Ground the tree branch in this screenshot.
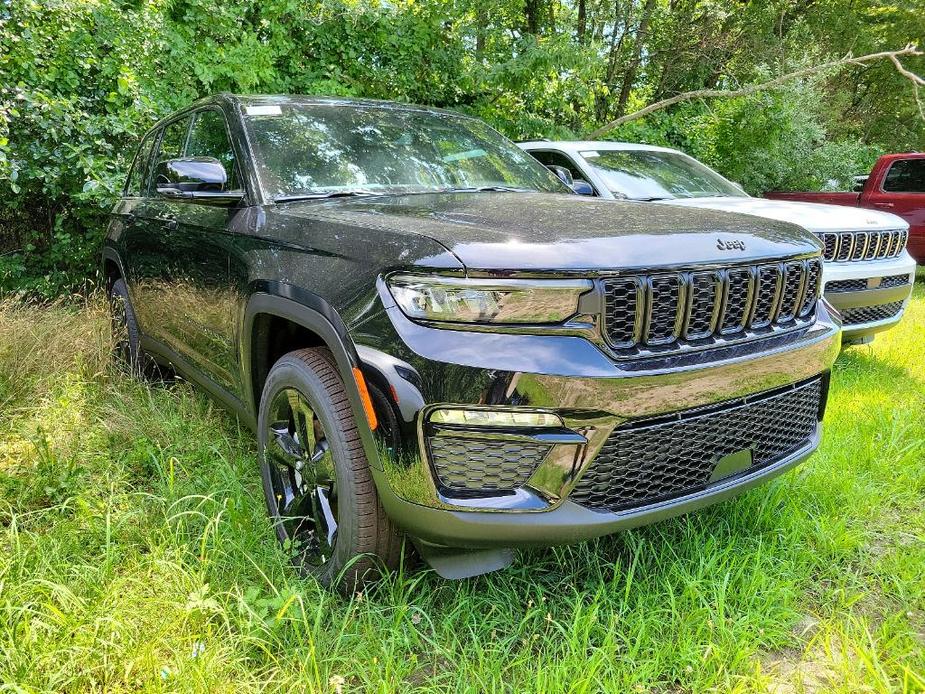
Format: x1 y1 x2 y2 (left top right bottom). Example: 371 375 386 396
586 45 924 139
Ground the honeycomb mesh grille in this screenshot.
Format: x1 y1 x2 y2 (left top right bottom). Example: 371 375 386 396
826 274 912 293
881 273 912 289
602 279 639 346
819 230 908 262
800 260 822 317
646 276 682 343
720 268 752 334
851 232 868 261
428 437 549 493
686 272 720 339
841 301 904 326
776 261 804 322
826 278 869 293
569 379 823 513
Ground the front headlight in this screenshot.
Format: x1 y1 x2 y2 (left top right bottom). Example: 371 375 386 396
387 275 592 324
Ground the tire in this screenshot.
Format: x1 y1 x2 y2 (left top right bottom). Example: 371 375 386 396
258 347 402 591
109 278 145 374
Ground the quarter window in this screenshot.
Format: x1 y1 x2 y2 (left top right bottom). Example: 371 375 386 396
883 159 925 193
124 132 156 197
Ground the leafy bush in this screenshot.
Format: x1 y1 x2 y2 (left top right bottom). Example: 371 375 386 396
0 0 918 297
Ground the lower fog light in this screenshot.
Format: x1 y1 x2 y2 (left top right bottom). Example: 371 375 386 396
429 409 562 428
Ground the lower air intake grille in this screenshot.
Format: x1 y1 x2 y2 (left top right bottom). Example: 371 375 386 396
826 274 911 293
569 378 823 513
841 301 904 326
880 274 913 289
826 278 869 293
427 437 549 494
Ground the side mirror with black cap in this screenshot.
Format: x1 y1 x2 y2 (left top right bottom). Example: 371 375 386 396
154 157 243 205
571 179 595 196
546 164 574 187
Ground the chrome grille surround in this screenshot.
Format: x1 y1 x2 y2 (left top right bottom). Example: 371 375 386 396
601 257 822 356
818 229 908 262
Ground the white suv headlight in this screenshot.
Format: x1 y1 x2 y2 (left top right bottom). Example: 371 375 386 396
387 275 592 324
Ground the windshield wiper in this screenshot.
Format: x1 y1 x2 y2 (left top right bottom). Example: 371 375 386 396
441 185 534 193
274 190 380 202
627 196 674 202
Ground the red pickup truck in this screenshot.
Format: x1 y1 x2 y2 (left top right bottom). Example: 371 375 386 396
766 153 925 264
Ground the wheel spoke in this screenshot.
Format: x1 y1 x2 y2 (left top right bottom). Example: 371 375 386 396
264 386 339 567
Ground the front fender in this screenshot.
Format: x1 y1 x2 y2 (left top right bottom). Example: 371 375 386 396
243 284 383 471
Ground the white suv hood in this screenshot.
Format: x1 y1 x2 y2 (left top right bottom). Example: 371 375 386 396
661 196 908 233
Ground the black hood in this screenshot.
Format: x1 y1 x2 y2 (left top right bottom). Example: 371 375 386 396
276 192 821 272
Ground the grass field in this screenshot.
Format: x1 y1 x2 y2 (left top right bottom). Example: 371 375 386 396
1 273 923 693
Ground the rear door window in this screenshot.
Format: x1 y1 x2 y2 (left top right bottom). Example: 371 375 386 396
883 159 925 193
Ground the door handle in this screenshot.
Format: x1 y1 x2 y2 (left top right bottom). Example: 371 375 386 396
873 201 894 209
156 216 179 231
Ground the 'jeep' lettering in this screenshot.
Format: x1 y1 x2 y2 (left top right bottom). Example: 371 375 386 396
717 238 746 251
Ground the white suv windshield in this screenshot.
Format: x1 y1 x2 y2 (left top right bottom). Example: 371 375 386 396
579 149 747 200
244 102 567 200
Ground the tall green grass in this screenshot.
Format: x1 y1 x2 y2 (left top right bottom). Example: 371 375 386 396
0 276 923 692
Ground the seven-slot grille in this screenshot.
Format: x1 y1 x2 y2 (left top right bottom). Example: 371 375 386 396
602 258 822 353
818 229 908 262
568 378 823 513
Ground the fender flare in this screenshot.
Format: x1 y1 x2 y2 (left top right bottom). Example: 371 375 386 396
243 284 382 471
101 246 127 288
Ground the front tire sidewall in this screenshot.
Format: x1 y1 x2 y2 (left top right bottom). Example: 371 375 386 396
257 355 365 587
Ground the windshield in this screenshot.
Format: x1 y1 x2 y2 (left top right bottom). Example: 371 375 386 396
243 102 568 200
579 149 747 200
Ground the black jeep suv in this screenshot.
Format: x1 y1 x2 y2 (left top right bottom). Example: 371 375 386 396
104 94 840 589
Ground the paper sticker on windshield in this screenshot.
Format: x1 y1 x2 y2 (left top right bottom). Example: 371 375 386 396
580 151 600 158
245 105 283 116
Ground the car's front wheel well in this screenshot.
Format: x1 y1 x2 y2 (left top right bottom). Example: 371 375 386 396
250 313 328 413
103 259 122 292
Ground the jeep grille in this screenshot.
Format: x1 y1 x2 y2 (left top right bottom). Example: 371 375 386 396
818 229 907 262
601 258 822 355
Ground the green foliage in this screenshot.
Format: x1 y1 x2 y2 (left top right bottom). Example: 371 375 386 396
0 0 922 297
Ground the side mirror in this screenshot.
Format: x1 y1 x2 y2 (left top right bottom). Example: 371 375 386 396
571 179 595 196
546 164 574 187
154 157 242 205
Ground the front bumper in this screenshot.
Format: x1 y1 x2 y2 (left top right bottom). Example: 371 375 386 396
356 299 841 549
821 252 916 342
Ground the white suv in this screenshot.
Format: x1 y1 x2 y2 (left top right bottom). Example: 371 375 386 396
519 141 916 345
